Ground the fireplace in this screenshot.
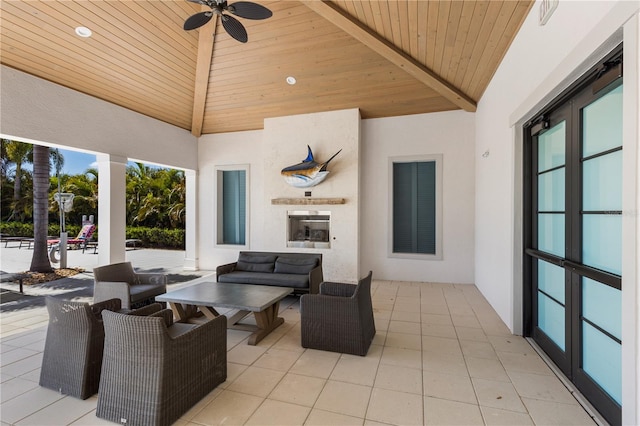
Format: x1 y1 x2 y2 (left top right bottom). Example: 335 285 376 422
287 210 331 249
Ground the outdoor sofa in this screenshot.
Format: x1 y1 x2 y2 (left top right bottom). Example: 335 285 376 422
216 251 323 294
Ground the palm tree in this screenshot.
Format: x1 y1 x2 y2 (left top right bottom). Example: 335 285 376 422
4 139 32 221
30 144 53 272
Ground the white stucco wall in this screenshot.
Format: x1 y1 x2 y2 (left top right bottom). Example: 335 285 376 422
474 1 639 423
475 0 638 331
197 109 360 282
197 130 265 270
0 65 197 170
361 111 476 283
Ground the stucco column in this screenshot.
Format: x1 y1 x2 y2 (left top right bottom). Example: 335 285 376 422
184 169 199 270
97 154 127 266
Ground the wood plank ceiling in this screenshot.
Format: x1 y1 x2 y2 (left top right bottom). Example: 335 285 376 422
0 0 533 136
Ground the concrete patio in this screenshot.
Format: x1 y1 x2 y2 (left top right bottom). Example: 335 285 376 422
0 245 602 425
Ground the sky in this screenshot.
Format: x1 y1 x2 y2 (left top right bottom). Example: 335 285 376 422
56 149 97 175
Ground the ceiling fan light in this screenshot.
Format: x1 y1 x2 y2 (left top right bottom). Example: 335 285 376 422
74 26 92 38
286 76 297 85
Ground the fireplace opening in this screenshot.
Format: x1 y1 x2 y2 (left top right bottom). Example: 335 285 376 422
287 210 330 249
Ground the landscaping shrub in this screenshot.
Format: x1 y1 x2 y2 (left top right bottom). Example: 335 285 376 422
1 222 184 250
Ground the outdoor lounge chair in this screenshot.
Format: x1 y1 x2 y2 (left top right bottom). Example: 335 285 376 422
47 224 96 250
300 271 375 356
39 297 162 399
93 261 167 309
97 309 227 426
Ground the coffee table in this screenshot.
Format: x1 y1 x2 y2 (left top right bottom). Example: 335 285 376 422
156 282 293 345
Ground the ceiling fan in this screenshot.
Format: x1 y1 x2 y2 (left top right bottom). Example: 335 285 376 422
183 0 272 43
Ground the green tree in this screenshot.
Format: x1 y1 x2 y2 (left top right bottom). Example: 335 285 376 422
3 139 32 221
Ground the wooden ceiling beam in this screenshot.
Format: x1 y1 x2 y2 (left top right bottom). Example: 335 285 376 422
191 9 217 137
302 0 477 112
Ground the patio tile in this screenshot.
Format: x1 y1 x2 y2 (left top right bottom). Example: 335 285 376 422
421 313 453 326
422 324 457 338
191 390 262 425
0 348 39 368
455 326 488 342
522 397 597 425
330 355 379 386
422 335 461 355
451 314 482 329
508 371 578 404
246 399 310 425
423 397 484 425
289 349 340 379
488 335 537 355
0 353 42 378
14 394 97 425
465 356 511 382
226 366 285 398
380 347 422 369
305 408 363 425
268 373 326 407
421 303 450 315
423 351 468 376
219 362 247 389
497 351 554 376
227 342 267 365
481 406 535 425
314 380 372 418
390 311 421 323
471 377 527 413
254 347 302 372
69 410 114 425
460 340 498 360
385 332 422 350
423 371 477 404
366 388 423 425
0 386 65 424
388 320 421 335
0 377 38 403
374 364 422 395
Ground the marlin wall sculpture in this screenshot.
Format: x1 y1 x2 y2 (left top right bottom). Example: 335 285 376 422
281 145 342 188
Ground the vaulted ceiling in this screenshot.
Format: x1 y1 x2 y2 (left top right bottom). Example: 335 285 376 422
0 0 533 136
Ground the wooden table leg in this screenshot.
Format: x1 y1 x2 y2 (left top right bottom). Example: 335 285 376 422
248 301 284 345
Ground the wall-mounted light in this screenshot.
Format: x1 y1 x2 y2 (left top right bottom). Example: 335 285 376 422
75 26 92 38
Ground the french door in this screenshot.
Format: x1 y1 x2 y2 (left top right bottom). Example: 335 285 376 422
524 48 622 425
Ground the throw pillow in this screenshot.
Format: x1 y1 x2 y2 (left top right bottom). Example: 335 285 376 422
236 253 277 272
274 257 318 275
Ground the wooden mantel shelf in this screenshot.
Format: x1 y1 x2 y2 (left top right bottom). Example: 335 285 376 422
271 198 346 205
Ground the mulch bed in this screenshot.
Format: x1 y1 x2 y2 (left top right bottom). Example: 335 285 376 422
16 268 85 285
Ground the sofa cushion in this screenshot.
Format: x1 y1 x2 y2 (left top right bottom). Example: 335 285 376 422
274 257 317 275
218 271 309 289
130 284 166 302
236 253 276 273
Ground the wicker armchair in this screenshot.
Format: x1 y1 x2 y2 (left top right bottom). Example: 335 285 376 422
93 261 167 309
97 309 227 426
300 271 375 356
39 297 162 399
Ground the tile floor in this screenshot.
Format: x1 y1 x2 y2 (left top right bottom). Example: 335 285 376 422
1 280 601 425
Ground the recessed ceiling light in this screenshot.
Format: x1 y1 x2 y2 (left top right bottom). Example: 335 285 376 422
286 76 297 85
75 26 92 38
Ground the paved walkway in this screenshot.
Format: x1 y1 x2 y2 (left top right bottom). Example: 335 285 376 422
0 245 214 336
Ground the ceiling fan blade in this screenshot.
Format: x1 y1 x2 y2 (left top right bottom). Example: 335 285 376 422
221 14 248 43
186 0 206 4
184 11 213 31
227 1 272 20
